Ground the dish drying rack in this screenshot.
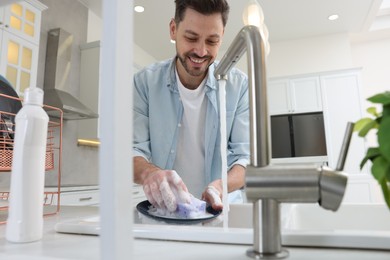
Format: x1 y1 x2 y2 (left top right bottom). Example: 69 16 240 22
0 93 63 224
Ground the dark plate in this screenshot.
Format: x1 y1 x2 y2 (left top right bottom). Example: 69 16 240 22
0 76 22 143
0 75 22 113
136 200 221 225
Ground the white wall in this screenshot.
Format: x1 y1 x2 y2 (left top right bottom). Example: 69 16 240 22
86 10 157 69
351 37 390 102
219 33 354 80
222 31 389 106
87 9 102 42
133 44 157 69
267 33 353 78
351 37 390 147
247 31 389 114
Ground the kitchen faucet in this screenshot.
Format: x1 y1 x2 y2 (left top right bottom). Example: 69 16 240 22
214 25 350 259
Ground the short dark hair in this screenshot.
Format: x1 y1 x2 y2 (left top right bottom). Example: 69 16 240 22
174 0 230 27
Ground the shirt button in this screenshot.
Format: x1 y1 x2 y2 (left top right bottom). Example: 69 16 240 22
178 123 181 127
170 150 175 154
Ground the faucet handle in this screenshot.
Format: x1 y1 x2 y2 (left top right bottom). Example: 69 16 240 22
318 122 353 211
335 122 355 171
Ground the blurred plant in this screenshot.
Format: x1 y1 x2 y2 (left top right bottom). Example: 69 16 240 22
354 91 390 209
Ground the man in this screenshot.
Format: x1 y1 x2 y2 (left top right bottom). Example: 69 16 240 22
133 0 249 212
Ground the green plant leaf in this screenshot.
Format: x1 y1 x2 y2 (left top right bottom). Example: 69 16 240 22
357 118 378 137
378 117 390 162
366 106 378 117
375 115 383 125
386 163 390 182
360 147 381 168
368 91 390 105
383 104 390 118
379 178 390 209
356 91 390 209
371 156 388 181
354 118 373 132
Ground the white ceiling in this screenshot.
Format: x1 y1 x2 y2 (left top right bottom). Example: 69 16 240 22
80 0 388 61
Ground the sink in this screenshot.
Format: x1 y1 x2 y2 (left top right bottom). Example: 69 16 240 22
282 203 390 250
55 202 390 250
133 202 390 250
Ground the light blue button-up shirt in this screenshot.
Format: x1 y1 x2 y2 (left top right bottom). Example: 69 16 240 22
133 58 250 188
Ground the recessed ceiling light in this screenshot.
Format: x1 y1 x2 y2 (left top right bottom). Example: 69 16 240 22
328 14 339 21
134 5 145 13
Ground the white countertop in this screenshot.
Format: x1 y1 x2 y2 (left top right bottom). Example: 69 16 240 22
0 206 389 260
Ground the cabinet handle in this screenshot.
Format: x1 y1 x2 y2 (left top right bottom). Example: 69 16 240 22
79 196 93 201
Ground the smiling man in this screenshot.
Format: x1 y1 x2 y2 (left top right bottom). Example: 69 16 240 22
133 0 250 212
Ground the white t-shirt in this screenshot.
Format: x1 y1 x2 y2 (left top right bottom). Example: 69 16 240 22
173 71 207 198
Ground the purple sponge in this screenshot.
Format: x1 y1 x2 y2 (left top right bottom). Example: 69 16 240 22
176 197 206 218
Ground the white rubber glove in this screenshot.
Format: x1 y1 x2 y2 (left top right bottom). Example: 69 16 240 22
143 170 190 212
202 185 223 210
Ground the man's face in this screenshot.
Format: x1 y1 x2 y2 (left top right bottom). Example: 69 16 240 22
170 8 224 80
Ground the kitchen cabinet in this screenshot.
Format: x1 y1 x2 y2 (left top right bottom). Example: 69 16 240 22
320 68 379 204
78 41 100 139
269 69 367 174
49 186 100 206
49 184 145 207
320 68 367 175
59 190 100 206
0 0 46 95
269 69 373 203
268 76 322 115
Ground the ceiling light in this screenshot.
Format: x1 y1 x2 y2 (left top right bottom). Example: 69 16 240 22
328 14 339 21
242 0 264 27
242 0 270 56
134 5 145 13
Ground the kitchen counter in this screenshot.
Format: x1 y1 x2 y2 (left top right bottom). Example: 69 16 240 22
0 206 389 260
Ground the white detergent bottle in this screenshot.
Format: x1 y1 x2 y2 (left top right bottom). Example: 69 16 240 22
6 87 49 243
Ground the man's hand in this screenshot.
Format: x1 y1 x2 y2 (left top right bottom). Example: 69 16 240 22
143 170 190 212
202 180 223 211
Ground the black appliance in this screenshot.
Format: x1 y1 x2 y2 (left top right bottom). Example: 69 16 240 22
271 112 327 158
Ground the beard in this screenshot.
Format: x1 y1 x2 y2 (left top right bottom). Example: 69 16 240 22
177 52 212 77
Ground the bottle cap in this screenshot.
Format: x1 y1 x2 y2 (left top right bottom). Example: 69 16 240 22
23 87 44 106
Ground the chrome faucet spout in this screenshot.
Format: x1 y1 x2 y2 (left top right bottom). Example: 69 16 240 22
215 25 269 168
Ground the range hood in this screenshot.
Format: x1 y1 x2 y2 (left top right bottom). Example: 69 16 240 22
43 28 98 120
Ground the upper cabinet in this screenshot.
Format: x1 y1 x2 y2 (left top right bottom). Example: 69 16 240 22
320 69 367 175
268 76 323 115
268 68 367 175
2 1 44 44
0 0 47 95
